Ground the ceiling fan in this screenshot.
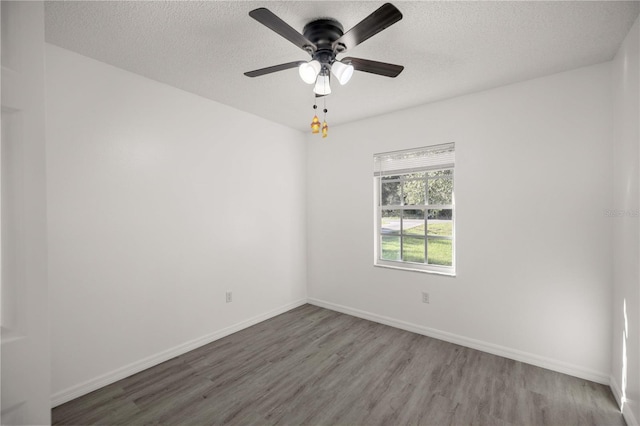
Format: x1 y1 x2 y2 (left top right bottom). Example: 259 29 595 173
244 3 404 96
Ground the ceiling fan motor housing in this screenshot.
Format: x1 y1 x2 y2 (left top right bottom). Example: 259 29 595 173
303 18 345 67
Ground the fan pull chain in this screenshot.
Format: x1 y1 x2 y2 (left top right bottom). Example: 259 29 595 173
322 96 328 138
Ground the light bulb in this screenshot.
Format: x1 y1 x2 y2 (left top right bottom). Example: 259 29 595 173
299 60 321 84
314 74 331 95
331 61 354 85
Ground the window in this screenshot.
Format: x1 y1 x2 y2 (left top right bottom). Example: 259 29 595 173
374 143 455 275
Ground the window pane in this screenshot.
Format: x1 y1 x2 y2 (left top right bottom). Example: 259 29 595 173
403 209 425 236
427 211 452 237
428 177 453 205
381 236 401 261
403 237 425 263
381 210 401 235
427 238 453 266
374 146 455 274
403 179 426 205
381 181 401 205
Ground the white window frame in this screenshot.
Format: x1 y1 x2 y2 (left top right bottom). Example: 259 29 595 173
373 143 456 276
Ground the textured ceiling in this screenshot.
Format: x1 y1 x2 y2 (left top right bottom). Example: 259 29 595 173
45 1 639 132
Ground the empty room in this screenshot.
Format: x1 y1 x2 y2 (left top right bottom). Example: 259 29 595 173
1 1 639 425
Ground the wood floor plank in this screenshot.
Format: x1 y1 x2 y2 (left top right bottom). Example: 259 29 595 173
52 304 626 425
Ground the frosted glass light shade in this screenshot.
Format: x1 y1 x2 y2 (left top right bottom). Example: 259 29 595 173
299 60 321 84
314 74 331 95
331 61 354 85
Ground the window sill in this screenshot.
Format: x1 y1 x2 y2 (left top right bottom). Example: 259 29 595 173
374 261 456 277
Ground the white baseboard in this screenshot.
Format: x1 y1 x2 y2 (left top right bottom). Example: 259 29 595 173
51 298 307 408
307 297 610 385
624 404 638 426
610 375 639 426
610 374 624 408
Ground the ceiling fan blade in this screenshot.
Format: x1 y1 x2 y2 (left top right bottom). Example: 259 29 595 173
343 57 404 78
244 61 305 78
332 3 402 52
249 8 316 53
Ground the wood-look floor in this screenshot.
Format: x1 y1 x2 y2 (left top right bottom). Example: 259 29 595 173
53 304 625 426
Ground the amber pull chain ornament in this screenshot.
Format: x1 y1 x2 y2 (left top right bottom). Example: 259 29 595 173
321 105 328 138
310 103 320 134
310 115 321 134
310 102 328 138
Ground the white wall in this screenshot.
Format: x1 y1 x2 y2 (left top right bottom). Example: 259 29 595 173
611 17 640 426
1 2 50 424
45 44 307 404
307 62 613 382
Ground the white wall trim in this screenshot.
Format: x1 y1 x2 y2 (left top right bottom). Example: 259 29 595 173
623 399 637 426
610 375 639 426
610 374 624 408
307 297 610 385
51 298 307 408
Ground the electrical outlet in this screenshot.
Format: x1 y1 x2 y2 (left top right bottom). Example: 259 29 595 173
422 291 430 304
226 291 232 303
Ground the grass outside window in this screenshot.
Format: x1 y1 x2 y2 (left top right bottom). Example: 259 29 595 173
380 220 453 266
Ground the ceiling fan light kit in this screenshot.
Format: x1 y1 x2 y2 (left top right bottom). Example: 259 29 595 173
299 60 322 84
331 60 354 85
245 3 405 137
314 74 332 96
